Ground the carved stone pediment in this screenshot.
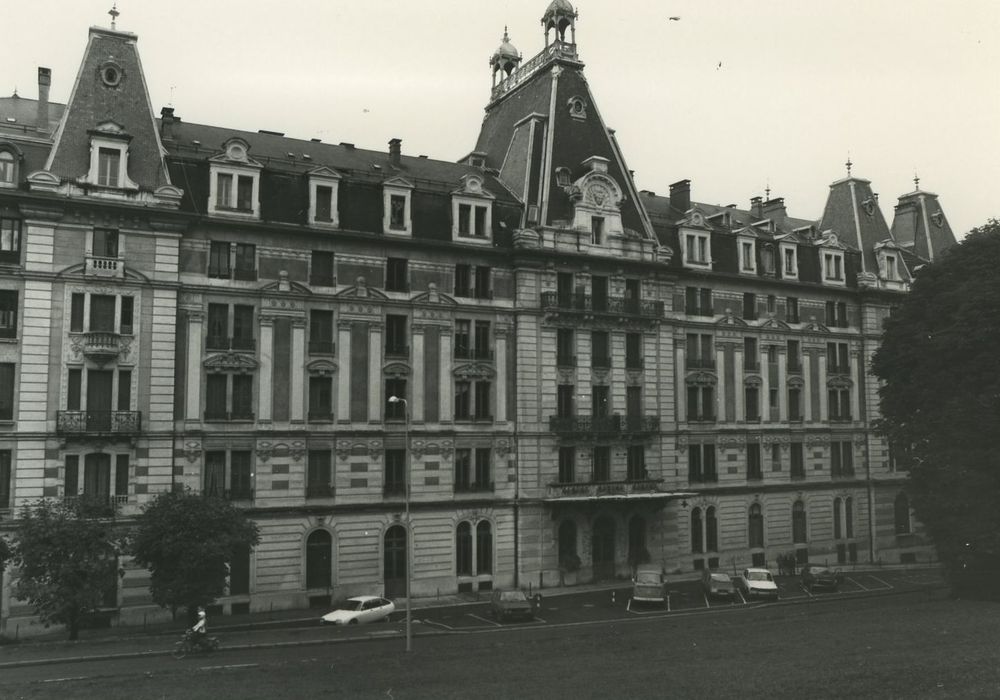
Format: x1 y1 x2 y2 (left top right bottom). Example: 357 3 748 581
335 279 389 301
716 310 748 327
827 376 853 389
384 361 411 378
803 317 830 333
685 371 717 387
204 352 259 372
453 363 496 380
760 316 790 330
306 359 338 376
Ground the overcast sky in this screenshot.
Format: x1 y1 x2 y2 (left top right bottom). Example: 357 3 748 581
5 0 998 237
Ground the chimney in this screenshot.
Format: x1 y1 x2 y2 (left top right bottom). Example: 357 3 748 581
160 106 178 141
389 138 402 167
669 179 691 214
36 67 51 133
750 196 763 219
762 197 786 219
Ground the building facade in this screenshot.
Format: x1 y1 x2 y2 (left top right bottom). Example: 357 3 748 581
0 2 956 634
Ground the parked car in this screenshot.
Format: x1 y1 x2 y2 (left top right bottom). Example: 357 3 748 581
632 566 668 603
801 563 844 592
489 588 535 621
702 570 736 599
736 567 780 600
320 596 395 625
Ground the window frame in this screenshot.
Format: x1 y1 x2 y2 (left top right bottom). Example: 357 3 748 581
384 180 414 235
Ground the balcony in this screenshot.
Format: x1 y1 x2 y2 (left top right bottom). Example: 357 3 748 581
308 340 336 355
454 481 494 494
556 354 577 368
787 361 803 374
623 415 660 435
540 292 664 323
308 410 334 422
454 346 494 361
385 344 410 359
544 478 670 502
686 357 715 370
306 484 335 499
82 331 121 364
625 357 644 371
591 355 612 370
206 336 256 352
233 267 257 282
225 488 255 502
383 483 406 498
549 414 660 440
85 255 123 278
687 413 717 423
203 411 255 422
56 410 142 435
688 472 719 484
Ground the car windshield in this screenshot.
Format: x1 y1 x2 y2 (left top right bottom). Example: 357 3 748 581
810 567 829 574
331 600 364 612
500 591 528 602
636 572 661 584
747 571 773 582
711 574 730 583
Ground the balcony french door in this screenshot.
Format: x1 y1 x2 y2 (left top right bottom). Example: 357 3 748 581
86 370 113 431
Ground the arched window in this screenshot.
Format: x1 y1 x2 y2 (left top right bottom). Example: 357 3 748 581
476 521 493 574
894 493 911 535
845 497 854 538
690 507 703 554
305 530 332 590
456 522 472 575
0 151 15 185
706 507 718 552
558 520 577 567
792 500 807 544
833 497 843 540
749 503 764 548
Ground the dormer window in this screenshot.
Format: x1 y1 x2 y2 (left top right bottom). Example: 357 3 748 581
84 122 138 191
823 252 845 283
739 238 757 274
451 173 494 244
761 245 775 275
98 148 120 187
208 138 261 219
682 231 711 269
885 254 898 280
0 150 18 188
308 168 341 228
555 167 571 187
383 177 414 235
781 243 798 279
591 216 604 245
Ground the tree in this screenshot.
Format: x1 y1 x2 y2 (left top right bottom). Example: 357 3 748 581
10 498 122 640
129 490 260 618
872 219 1000 597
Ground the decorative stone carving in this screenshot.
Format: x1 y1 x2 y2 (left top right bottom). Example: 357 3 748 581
290 441 306 462
184 441 202 463
410 440 426 460
453 363 496 379
805 434 831 447
440 440 454 461
494 439 510 459
675 435 689 451
204 352 259 373
686 371 717 387
717 435 745 451
255 442 272 462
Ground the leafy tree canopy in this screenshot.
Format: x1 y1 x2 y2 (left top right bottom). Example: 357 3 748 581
11 498 122 640
0 534 11 572
129 490 260 616
872 219 1000 595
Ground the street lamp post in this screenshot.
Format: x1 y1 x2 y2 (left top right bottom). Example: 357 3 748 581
388 395 412 653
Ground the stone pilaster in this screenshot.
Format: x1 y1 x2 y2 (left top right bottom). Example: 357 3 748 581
818 350 829 422
337 320 352 423
368 322 383 422
411 324 426 422
186 311 203 423
777 347 788 422
258 316 274 424
850 348 861 421
290 318 305 423
494 325 509 423
439 324 453 423
675 338 687 423
803 351 813 423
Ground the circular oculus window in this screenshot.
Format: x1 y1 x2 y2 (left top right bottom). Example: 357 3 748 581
100 62 123 87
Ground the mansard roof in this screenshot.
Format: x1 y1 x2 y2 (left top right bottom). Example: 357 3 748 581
818 176 891 276
889 188 958 263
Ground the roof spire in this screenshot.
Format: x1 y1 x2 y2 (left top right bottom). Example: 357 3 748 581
765 180 771 200
108 3 120 30
913 173 920 191
845 155 852 177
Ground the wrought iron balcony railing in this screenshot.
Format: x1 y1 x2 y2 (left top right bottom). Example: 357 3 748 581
549 414 661 438
454 347 495 361
454 481 495 494
540 292 664 319
56 410 141 435
306 484 336 499
308 340 336 355
545 478 665 500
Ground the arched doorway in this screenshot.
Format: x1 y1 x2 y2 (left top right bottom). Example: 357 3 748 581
305 530 332 590
384 525 408 598
592 516 616 581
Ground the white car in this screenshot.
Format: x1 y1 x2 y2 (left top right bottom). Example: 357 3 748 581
737 568 780 600
320 596 396 625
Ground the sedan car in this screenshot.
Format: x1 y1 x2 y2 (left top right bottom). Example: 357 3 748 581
632 566 668 603
320 596 395 625
702 570 737 599
801 564 844 592
736 567 780 600
489 589 535 621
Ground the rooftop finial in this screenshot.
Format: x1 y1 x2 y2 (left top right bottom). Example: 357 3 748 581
765 180 771 200
845 155 852 177
913 173 920 191
108 3 120 30
503 25 509 41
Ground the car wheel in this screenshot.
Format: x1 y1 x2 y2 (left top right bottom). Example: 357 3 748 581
349 618 359 625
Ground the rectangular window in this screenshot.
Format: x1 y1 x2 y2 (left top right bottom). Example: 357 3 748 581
784 247 796 274
308 376 333 420
625 333 642 370
0 217 22 262
385 449 406 495
216 174 233 208
119 296 133 335
67 369 81 410
745 386 760 422
310 251 335 287
766 295 776 315
385 314 408 356
703 444 717 481
886 255 897 280
117 370 131 411
236 175 254 211
591 275 608 313
307 450 334 498
741 241 754 270
474 448 491 488
744 337 758 371
89 294 116 332
205 375 228 420
315 185 333 222
0 362 13 421
688 445 702 482
474 266 491 298
309 309 335 354
591 330 610 369
232 305 255 350
0 290 17 338
230 451 253 500
454 380 471 420
207 303 229 350
65 455 79 496
386 257 408 292
454 449 471 491
389 195 406 230
626 445 645 481
204 451 226 497
825 301 836 327
557 384 574 418
208 241 231 278
592 385 610 418
92 228 119 258
837 302 847 328
771 443 781 471
231 375 253 419
788 387 802 421
592 446 610 482
0 450 10 509
747 443 762 480
557 328 575 367
742 292 757 320
558 446 575 483
454 264 471 297
454 319 471 359
790 442 805 479
685 287 713 316
474 321 491 359
385 378 407 420
591 216 604 245
473 381 492 420
474 206 487 238
97 148 120 187
787 339 801 373
831 441 855 478
786 296 799 323
233 243 256 280
458 204 471 235
557 272 574 306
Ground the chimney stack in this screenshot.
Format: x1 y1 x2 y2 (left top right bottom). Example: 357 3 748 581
750 196 763 219
668 179 691 214
36 67 51 133
762 197 786 220
389 138 402 167
160 106 178 141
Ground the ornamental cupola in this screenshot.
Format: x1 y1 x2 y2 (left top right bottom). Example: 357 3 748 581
542 0 577 46
490 28 522 88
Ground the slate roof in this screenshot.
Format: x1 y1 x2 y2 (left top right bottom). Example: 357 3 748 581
0 95 65 133
889 190 958 263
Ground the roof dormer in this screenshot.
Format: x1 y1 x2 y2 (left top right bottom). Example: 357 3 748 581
817 231 848 287
82 121 140 190
208 137 263 219
452 173 495 243
383 176 414 236
678 209 713 271
308 166 342 228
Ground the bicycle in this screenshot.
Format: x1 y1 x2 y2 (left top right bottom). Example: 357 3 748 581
171 629 221 659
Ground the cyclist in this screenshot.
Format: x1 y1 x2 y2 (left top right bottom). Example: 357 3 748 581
190 608 208 649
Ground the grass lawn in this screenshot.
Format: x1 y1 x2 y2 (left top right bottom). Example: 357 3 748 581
7 593 1000 699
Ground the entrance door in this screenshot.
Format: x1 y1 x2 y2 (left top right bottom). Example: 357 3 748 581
305 530 332 590
628 515 648 567
87 370 113 431
591 516 616 581
384 525 408 599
